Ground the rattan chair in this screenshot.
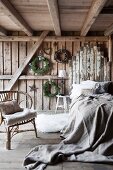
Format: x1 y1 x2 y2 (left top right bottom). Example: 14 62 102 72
0 91 38 150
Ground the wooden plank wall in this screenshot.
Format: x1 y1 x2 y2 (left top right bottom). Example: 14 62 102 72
0 38 109 111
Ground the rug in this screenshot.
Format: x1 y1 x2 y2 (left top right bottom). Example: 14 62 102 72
35 113 69 133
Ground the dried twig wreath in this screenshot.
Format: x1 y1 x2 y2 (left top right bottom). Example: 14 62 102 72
30 56 50 75
54 49 71 63
43 80 60 97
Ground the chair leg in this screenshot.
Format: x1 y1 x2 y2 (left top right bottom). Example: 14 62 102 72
33 119 38 138
6 127 11 150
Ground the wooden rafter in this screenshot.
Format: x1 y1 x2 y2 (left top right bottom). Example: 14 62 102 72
104 23 113 36
80 0 108 36
47 0 61 36
5 31 49 91
0 26 7 36
0 0 33 36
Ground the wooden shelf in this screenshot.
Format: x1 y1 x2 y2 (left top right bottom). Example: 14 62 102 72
0 75 68 80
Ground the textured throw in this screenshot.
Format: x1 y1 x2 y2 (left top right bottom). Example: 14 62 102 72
24 93 113 170
35 113 69 133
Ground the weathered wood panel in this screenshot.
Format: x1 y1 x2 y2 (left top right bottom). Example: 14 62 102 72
72 42 80 84
3 42 11 89
26 41 35 109
71 42 110 84
65 41 72 93
18 32 27 108
0 42 3 91
50 41 57 110
12 40 19 90
42 42 50 110
0 37 110 110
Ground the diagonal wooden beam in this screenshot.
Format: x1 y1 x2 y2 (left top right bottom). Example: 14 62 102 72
5 31 49 91
0 26 7 36
47 0 61 36
0 0 33 36
104 23 113 36
80 0 108 36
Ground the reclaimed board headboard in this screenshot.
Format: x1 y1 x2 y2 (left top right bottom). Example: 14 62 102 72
69 43 110 85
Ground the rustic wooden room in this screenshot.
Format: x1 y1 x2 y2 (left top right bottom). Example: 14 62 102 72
1 0 113 170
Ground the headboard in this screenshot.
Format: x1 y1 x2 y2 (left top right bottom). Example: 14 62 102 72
69 43 110 85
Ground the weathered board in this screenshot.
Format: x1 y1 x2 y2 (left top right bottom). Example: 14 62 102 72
0 37 110 110
71 42 110 84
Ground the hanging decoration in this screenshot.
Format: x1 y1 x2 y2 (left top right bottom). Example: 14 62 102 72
29 85 38 92
43 80 60 97
30 55 50 75
54 49 71 63
42 47 52 55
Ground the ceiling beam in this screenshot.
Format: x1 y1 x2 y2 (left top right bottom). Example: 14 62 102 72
5 31 49 91
0 0 33 36
80 0 108 36
0 36 108 42
47 0 61 36
104 23 113 36
0 26 7 36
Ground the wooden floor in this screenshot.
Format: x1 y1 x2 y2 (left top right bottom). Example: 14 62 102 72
0 119 113 170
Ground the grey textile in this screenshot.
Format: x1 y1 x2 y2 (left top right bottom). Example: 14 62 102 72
3 108 37 126
94 81 111 94
23 93 113 170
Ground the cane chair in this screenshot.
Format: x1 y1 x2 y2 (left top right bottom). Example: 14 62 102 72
0 91 38 150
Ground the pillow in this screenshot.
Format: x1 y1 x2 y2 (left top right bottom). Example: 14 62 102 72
70 81 111 100
0 100 23 115
81 80 111 94
81 88 94 96
94 81 111 94
108 82 113 95
81 80 97 89
70 84 82 99
70 84 94 100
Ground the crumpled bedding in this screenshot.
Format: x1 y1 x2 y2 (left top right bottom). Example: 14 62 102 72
23 93 113 170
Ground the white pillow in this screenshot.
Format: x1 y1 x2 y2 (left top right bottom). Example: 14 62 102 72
70 84 82 99
70 83 94 100
80 80 97 89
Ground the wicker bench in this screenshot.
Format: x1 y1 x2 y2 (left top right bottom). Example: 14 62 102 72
0 91 38 150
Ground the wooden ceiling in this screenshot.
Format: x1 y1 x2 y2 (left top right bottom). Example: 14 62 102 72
0 0 113 36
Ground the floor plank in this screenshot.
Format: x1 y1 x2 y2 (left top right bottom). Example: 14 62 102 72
0 116 113 170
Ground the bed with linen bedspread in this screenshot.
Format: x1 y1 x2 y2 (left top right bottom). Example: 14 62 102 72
23 81 113 170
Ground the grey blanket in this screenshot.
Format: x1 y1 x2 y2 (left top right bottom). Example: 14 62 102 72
23 94 113 170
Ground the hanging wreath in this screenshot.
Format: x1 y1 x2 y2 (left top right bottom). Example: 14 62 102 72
54 49 71 63
30 56 50 75
43 80 60 97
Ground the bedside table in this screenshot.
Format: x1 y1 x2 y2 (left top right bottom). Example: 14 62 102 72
55 95 70 113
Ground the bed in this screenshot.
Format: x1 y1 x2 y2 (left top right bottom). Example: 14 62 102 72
23 81 113 170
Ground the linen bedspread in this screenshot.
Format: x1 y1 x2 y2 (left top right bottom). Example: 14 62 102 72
24 93 113 170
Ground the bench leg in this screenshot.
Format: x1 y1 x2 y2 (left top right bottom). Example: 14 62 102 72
6 127 11 150
33 119 38 138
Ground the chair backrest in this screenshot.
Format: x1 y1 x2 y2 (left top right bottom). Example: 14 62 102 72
0 91 33 109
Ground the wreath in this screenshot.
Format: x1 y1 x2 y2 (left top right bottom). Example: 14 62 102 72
54 49 71 63
43 80 60 97
30 56 50 75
